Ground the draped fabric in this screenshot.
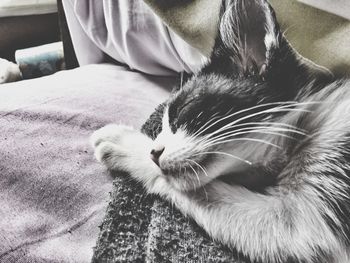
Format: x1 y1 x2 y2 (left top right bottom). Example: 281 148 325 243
62 0 207 76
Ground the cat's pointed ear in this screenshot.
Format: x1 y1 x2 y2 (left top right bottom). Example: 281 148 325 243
218 0 281 78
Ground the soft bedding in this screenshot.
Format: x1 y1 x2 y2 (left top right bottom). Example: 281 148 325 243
0 64 174 262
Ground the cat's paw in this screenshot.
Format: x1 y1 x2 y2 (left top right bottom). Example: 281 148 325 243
90 124 134 148
91 124 154 173
94 141 129 171
0 58 21 84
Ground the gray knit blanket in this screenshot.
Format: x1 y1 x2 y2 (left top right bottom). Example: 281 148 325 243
92 176 242 262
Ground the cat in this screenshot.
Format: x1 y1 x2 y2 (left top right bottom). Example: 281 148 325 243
91 0 350 262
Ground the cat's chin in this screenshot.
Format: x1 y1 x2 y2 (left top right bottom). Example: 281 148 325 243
159 166 213 192
163 175 201 192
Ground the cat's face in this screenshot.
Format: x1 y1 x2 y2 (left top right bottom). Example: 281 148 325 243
151 74 282 191
149 0 332 191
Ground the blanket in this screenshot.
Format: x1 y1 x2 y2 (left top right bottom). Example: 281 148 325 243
92 179 241 262
0 64 173 262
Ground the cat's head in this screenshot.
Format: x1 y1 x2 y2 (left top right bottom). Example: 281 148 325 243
150 0 333 191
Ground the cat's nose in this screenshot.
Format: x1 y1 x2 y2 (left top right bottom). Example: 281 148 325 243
150 145 165 166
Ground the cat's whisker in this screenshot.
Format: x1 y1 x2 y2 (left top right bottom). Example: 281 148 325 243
200 137 282 151
205 107 312 140
200 130 299 149
219 121 307 134
202 185 209 202
197 124 307 145
202 125 306 145
187 162 201 187
187 158 209 177
191 101 297 137
185 160 209 200
193 123 306 146
192 101 320 138
192 151 253 165
193 124 307 151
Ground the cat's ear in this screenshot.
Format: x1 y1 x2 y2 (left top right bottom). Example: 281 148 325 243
218 0 280 78
216 0 333 85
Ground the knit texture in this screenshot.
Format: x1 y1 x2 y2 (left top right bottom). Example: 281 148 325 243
91 176 242 263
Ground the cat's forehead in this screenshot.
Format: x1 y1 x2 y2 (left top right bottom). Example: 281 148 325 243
168 74 261 114
165 74 263 135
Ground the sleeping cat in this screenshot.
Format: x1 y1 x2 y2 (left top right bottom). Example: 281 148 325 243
91 0 350 262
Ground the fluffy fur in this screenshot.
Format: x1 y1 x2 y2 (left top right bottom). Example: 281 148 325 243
91 0 350 262
0 58 21 84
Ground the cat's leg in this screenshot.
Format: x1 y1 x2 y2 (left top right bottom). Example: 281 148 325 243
154 180 346 263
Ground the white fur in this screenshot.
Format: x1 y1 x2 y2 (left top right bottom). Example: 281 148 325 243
0 58 21 84
154 108 193 162
262 0 278 50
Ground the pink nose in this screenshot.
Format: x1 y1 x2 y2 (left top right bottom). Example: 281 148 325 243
150 146 165 166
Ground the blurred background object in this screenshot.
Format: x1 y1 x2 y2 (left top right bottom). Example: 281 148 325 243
0 0 59 62
298 0 350 20
0 0 58 17
0 0 78 83
15 42 65 79
0 58 22 84
270 0 350 77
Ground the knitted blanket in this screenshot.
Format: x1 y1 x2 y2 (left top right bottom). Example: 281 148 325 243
92 177 241 262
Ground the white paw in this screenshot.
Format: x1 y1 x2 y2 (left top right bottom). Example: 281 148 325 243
90 124 134 149
94 141 129 171
0 58 21 84
91 124 154 172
